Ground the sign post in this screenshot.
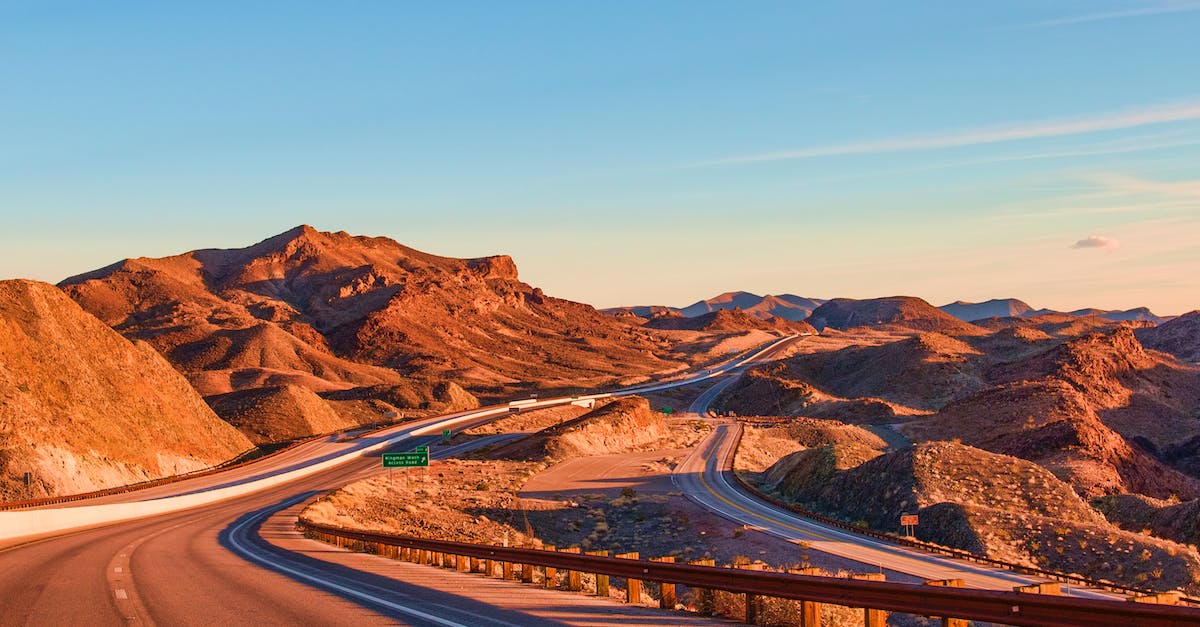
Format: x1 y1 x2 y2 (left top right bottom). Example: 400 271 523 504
383 445 429 489
900 514 918 537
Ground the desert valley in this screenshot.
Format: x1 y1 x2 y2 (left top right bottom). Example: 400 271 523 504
3 226 1199 625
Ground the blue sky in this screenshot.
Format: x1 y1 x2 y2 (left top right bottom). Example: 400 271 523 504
2 1 1198 314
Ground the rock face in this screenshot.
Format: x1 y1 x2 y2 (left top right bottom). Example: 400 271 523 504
1138 311 1200 363
940 299 1033 321
805 296 986 336
0 280 253 500
60 226 679 394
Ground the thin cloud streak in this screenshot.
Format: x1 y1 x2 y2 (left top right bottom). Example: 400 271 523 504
698 101 1200 166
1023 1 1200 28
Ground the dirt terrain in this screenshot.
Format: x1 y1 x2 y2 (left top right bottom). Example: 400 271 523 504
0 280 253 499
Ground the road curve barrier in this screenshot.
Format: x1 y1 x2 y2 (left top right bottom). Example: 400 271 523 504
298 521 1200 627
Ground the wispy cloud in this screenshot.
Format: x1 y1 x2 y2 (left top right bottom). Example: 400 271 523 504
1072 235 1121 250
1087 173 1200 198
1022 1 1200 28
698 101 1200 166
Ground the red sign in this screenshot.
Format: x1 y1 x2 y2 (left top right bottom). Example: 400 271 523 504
900 515 919 526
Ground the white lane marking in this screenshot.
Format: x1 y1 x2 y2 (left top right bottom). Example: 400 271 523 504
114 566 123 573
115 589 128 600
226 500 471 627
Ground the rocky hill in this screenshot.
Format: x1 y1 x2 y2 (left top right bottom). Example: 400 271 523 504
645 308 814 334
721 332 988 413
805 297 987 336
677 291 824 321
1138 311 1200 363
940 298 1033 321
60 226 682 397
0 280 253 500
490 396 675 461
206 384 356 445
759 441 1200 593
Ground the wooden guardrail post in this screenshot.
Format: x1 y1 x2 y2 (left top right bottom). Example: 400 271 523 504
925 579 967 627
851 573 886 627
456 553 470 572
1015 582 1061 596
788 565 823 626
587 550 610 596
737 561 763 624
543 545 557 589
521 559 534 583
1129 591 1182 605
651 557 676 608
616 552 641 604
688 558 716 615
501 558 513 579
561 548 583 591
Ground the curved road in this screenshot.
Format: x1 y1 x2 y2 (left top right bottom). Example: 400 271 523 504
0 335 799 625
672 379 1122 600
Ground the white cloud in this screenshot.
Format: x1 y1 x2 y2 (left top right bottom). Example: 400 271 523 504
1072 235 1121 250
698 101 1200 166
1022 1 1200 28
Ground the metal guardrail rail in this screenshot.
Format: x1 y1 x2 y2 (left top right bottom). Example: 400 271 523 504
298 521 1200 626
721 426 1200 606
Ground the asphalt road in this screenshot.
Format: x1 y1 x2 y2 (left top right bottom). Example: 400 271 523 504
0 336 800 625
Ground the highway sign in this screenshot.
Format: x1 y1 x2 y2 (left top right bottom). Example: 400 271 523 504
383 447 428 468
900 514 918 526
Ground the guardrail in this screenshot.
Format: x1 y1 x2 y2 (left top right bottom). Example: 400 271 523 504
723 427 1200 607
298 521 1200 626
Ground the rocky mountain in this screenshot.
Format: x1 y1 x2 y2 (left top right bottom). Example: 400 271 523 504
0 280 253 500
805 296 987 336
1137 310 1200 363
679 291 824 321
490 396 672 461
939 298 1033 321
60 226 682 397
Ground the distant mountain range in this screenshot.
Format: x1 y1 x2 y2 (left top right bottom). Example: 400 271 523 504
939 299 1165 324
603 291 825 322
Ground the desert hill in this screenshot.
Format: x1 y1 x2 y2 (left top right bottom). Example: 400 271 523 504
903 380 1200 500
1138 311 1200 363
1023 307 1164 324
680 291 824 321
61 226 682 396
758 440 1200 593
0 280 253 500
489 396 678 461
645 308 814 334
721 332 988 413
940 298 1033 321
971 312 1125 338
805 297 986 336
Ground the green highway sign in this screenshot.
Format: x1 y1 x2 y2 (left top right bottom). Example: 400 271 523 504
383 446 429 468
